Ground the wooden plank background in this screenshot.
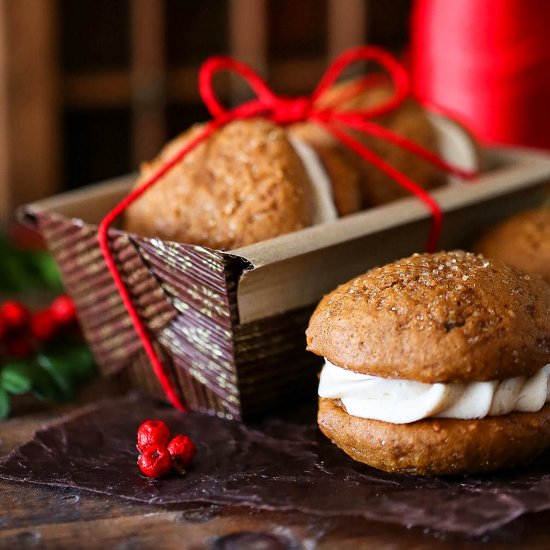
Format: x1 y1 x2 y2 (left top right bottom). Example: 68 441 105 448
0 0 405 226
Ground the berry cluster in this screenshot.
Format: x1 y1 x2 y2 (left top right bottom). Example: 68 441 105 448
137 419 196 478
0 296 77 359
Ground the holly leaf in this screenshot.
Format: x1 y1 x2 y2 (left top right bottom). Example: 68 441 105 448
0 362 33 395
1 255 34 291
26 251 63 291
0 388 10 420
25 361 66 402
40 342 96 383
64 342 95 382
36 353 75 400
0 235 62 291
0 360 64 402
34 341 97 402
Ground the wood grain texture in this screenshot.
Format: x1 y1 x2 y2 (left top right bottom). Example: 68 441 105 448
0 0 60 224
130 0 167 165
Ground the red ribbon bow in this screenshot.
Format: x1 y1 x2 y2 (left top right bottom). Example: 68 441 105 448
98 46 476 411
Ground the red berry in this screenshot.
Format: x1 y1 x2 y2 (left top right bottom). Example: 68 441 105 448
167 434 196 469
49 295 77 325
138 446 172 478
7 338 34 358
30 310 58 342
0 301 29 331
137 420 171 453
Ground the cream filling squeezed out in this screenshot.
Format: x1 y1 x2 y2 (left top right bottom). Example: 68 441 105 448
318 360 550 424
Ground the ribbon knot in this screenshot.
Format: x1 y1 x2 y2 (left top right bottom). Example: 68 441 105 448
98 46 478 411
270 96 312 125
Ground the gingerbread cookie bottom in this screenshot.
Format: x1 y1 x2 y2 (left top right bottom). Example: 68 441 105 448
318 398 550 475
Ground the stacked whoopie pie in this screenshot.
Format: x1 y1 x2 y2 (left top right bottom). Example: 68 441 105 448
124 80 449 250
307 251 550 475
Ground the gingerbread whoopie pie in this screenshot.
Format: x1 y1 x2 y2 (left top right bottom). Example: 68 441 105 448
125 119 343 250
289 122 363 216
473 207 550 284
306 251 550 475
290 80 446 209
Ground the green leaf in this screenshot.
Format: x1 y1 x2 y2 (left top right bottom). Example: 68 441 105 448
26 252 63 290
0 235 62 292
36 353 75 400
2 255 34 291
64 342 96 382
24 361 66 402
41 342 96 383
0 362 33 395
36 342 96 402
0 360 64 402
0 389 10 420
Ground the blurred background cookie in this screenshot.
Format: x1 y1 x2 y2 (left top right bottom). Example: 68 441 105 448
473 207 550 284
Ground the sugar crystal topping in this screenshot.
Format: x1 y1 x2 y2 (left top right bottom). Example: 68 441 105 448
323 251 539 336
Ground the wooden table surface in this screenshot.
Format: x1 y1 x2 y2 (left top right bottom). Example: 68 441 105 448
2 394 550 550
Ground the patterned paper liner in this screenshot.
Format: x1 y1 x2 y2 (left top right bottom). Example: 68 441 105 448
22 210 321 420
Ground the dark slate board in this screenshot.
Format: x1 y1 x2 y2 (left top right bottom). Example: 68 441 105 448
1 395 549 536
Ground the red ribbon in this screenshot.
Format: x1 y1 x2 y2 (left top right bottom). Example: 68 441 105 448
98 46 476 411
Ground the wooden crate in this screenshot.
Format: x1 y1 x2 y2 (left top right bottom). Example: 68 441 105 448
19 145 550 419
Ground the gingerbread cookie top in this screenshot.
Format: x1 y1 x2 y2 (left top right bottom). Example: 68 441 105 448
291 80 445 210
474 208 550 284
307 250 550 383
125 119 313 250
323 80 445 206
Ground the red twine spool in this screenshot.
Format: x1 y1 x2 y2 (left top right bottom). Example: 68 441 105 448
411 0 550 149
98 46 476 411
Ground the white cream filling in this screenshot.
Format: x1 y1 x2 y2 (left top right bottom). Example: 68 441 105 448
289 136 338 224
318 360 550 424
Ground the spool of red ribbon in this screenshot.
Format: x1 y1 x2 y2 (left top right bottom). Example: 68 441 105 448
98 46 475 410
411 0 550 149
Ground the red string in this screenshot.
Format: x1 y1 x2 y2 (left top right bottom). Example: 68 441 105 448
333 113 476 180
97 121 225 411
318 73 388 109
98 45 478 410
311 46 410 117
316 119 443 252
